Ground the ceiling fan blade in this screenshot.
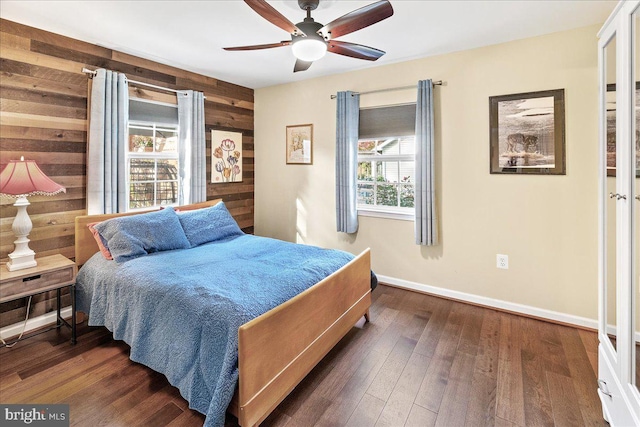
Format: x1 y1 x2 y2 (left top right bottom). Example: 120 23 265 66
327 40 385 61
319 0 393 39
224 41 291 51
244 0 305 35
294 59 313 73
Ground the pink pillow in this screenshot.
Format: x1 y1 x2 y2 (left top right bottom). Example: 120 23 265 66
87 221 113 260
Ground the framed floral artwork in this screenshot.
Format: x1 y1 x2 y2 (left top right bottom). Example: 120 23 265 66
286 124 313 165
211 130 242 183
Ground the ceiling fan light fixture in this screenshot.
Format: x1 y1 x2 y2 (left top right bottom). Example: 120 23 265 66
292 37 327 62
224 0 394 72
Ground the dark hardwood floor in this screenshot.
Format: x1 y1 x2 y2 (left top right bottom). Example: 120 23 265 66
0 284 607 427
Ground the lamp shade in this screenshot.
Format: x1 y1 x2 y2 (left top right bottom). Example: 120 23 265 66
292 38 327 62
0 157 66 198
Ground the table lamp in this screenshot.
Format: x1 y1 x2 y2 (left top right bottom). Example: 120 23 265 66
0 157 66 271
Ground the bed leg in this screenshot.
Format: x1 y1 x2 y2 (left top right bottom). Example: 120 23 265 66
364 309 370 323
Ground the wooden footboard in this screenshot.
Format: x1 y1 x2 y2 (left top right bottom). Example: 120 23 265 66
236 249 371 427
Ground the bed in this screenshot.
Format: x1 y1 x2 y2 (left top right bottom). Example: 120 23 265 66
74 199 372 427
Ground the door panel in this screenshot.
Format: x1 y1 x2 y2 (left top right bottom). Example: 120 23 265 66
634 3 640 394
604 30 619 351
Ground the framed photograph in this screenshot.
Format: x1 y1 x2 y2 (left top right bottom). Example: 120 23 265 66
286 124 313 165
489 89 565 175
605 82 640 177
211 130 243 183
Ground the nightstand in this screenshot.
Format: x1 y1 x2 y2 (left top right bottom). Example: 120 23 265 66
0 254 78 346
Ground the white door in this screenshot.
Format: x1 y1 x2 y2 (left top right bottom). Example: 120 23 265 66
598 1 640 425
631 0 640 419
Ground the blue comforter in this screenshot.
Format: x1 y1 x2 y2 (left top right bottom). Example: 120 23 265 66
76 234 356 427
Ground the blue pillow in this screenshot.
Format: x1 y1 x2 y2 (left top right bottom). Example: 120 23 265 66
94 206 190 262
178 202 244 247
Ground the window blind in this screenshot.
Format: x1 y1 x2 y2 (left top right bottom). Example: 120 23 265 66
359 104 416 138
129 99 178 125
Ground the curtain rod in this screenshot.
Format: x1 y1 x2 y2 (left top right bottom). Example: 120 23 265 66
330 81 443 99
82 68 206 99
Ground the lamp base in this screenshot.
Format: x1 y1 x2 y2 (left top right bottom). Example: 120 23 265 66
7 196 37 271
7 251 37 271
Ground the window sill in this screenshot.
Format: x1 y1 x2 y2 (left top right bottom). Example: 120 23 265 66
357 208 414 221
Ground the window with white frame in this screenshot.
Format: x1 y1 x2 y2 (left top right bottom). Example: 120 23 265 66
357 103 416 218
126 100 180 211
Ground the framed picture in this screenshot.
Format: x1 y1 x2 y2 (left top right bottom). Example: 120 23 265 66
489 89 565 175
605 82 640 177
286 124 313 165
211 130 243 183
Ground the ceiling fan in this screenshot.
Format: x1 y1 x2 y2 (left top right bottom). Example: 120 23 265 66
223 0 394 72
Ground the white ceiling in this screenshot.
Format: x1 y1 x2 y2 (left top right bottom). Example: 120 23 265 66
1 0 617 89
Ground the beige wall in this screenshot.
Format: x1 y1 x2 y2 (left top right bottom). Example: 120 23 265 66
254 25 600 321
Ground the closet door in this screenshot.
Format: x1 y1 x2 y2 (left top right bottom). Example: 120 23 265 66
632 0 640 408
598 2 640 425
598 8 621 407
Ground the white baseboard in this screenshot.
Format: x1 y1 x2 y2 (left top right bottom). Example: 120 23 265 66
0 306 72 342
377 274 640 342
3 279 639 344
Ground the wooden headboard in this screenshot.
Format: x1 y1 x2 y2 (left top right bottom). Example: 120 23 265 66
74 199 222 267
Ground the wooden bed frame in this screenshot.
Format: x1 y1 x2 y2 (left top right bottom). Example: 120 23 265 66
74 199 371 427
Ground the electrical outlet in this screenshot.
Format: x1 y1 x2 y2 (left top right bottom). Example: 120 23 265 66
497 254 509 269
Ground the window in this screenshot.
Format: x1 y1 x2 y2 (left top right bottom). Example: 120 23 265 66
357 104 416 219
357 137 415 214
127 100 179 211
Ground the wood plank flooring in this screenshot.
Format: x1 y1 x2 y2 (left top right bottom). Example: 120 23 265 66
0 284 608 426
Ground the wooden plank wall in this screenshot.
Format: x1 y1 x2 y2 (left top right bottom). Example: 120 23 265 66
0 19 254 328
